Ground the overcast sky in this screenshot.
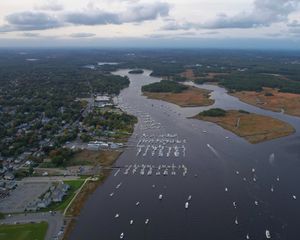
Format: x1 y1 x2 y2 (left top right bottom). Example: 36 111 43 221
0 0 300 49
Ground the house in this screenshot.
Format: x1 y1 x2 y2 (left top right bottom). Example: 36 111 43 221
37 192 51 208
51 183 70 202
26 200 39 212
4 172 14 180
95 95 112 108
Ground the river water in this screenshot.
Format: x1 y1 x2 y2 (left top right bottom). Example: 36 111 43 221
69 69 300 240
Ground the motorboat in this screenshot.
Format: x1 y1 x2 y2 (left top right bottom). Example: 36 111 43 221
225 187 228 192
235 218 238 225
109 192 114 197
185 202 189 209
293 195 297 200
233 202 237 208
130 220 134 225
136 201 140 206
246 234 250 239
159 194 163 200
120 233 124 239
265 230 271 239
270 186 274 192
188 195 192 201
115 213 120 218
254 201 259 206
145 219 149 224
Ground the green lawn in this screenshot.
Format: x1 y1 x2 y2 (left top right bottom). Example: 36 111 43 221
41 180 84 212
0 222 48 240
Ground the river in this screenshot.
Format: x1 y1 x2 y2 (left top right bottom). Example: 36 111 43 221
69 69 300 240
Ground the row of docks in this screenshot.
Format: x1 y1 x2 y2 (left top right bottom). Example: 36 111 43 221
136 133 187 158
136 145 186 158
113 164 188 177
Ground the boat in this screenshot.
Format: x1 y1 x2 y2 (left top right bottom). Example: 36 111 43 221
185 202 189 209
188 195 192 201
235 218 238 225
120 233 124 239
145 219 149 224
246 234 250 239
254 201 259 206
233 202 237 208
225 187 228 192
130 220 133 225
159 194 163 200
265 230 271 239
136 201 140 206
109 192 114 197
115 213 119 218
271 186 274 192
293 195 297 200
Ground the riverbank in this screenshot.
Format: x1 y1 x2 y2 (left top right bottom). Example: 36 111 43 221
143 86 214 107
194 109 295 143
231 88 300 117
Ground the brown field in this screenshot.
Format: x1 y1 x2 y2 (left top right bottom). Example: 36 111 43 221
232 88 300 117
180 69 227 81
195 110 295 144
70 149 122 166
143 86 214 107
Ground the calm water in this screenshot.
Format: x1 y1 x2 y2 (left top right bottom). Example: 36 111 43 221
69 69 300 240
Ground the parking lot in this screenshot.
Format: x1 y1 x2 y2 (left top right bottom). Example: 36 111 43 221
0 182 51 213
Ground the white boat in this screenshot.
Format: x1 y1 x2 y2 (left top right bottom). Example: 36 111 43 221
185 202 189 209
225 187 228 192
246 234 250 239
115 213 119 218
271 186 274 192
159 194 163 200
265 230 271 239
130 220 134 225
136 201 140 206
109 192 114 197
254 201 259 206
233 202 237 208
120 233 124 239
188 195 192 201
293 195 297 200
145 219 149 224
252 168 255 173
235 218 238 225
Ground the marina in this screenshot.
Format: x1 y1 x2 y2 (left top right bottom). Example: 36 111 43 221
69 70 300 240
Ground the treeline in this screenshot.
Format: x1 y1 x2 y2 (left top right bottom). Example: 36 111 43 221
141 80 188 93
215 73 300 93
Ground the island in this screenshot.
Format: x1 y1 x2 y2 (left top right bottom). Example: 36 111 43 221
128 69 144 74
231 88 300 117
194 108 295 143
141 80 214 107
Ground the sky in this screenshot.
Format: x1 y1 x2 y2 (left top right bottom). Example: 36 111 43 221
0 0 300 49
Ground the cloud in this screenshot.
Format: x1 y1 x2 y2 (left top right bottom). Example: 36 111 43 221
0 11 62 32
0 1 170 32
70 32 96 38
21 32 40 37
288 20 300 27
64 1 170 25
35 0 64 11
163 0 299 30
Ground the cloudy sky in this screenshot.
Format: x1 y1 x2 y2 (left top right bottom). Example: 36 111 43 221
0 0 300 49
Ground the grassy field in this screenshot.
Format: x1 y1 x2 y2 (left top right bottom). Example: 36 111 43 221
195 110 295 143
232 88 300 117
69 150 122 167
0 222 48 240
144 86 214 107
